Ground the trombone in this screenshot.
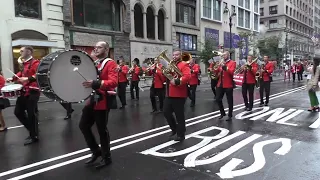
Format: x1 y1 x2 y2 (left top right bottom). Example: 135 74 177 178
234 57 259 76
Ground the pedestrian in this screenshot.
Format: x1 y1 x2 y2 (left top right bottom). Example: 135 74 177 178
306 59 320 112
79 41 118 169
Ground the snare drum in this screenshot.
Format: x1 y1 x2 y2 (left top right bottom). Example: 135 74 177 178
1 84 23 98
37 50 98 103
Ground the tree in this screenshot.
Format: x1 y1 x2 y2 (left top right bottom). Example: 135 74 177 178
257 35 283 62
199 39 218 65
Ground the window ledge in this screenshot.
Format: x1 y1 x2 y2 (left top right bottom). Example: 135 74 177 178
173 23 200 30
237 26 252 31
201 17 222 24
130 38 173 46
70 26 123 35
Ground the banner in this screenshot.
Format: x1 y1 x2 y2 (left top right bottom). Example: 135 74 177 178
205 28 219 47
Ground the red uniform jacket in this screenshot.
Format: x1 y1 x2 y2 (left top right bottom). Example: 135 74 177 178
0 75 5 89
261 61 274 82
12 58 40 96
291 65 297 73
242 62 258 84
118 65 129 83
130 65 140 81
297 64 303 73
148 64 166 89
86 58 118 110
214 60 236 88
189 63 200 85
167 61 191 98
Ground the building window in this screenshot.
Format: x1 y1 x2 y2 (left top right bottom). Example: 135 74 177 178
212 0 221 21
238 0 244 7
254 0 259 13
176 33 197 51
245 0 250 9
260 8 264 16
269 5 278 15
158 10 165 41
254 14 259 30
238 8 244 27
286 6 288 14
269 19 278 28
176 3 196 25
203 0 212 18
245 11 250 28
146 7 155 39
14 0 42 19
73 0 121 31
134 4 143 38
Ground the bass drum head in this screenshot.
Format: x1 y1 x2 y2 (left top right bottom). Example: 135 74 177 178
49 50 97 103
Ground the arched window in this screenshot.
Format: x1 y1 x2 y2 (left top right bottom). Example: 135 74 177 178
147 7 155 39
158 10 165 41
134 4 143 38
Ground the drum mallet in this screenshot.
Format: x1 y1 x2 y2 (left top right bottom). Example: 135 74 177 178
6 68 20 79
73 67 88 81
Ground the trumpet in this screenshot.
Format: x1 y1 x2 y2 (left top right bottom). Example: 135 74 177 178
234 57 259 76
156 49 184 81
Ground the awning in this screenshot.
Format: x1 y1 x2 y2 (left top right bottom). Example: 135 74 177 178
12 39 57 47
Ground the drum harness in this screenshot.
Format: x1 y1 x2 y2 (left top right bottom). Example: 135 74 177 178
92 58 112 104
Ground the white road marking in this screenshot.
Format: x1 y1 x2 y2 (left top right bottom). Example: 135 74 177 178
309 113 320 128
5 86 305 180
217 138 291 178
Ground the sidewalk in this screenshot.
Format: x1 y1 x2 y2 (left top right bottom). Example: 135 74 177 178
7 74 289 106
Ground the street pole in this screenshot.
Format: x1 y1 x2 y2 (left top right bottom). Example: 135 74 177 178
229 16 232 58
285 32 288 66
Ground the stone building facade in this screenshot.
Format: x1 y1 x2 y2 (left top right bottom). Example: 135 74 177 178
63 0 131 61
0 0 65 77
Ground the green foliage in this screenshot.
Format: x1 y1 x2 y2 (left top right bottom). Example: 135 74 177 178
199 39 218 65
257 35 283 61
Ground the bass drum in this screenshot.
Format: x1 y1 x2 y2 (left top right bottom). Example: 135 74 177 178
37 50 98 103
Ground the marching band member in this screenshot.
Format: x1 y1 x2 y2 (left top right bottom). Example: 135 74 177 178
259 55 274 107
0 73 7 132
214 51 236 121
208 60 218 99
241 55 258 111
291 62 297 82
7 46 40 145
164 49 191 141
117 57 129 109
147 58 165 113
60 102 74 120
188 58 200 107
297 61 304 81
80 41 118 169
129 58 141 100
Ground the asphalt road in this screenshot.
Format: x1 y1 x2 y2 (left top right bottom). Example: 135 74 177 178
0 79 315 180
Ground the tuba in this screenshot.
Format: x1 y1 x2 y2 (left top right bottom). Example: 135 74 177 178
156 50 183 81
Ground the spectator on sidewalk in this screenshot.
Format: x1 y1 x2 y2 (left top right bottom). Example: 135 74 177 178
306 59 320 112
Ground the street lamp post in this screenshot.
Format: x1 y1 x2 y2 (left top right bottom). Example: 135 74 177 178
223 5 236 58
284 28 290 66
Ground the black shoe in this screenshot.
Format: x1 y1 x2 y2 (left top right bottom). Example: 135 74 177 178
151 109 157 113
119 106 125 109
169 132 176 140
259 103 264 107
226 117 232 121
64 114 71 120
247 108 252 111
174 136 185 142
218 114 226 119
95 157 112 169
24 137 39 146
264 103 268 106
85 152 101 165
